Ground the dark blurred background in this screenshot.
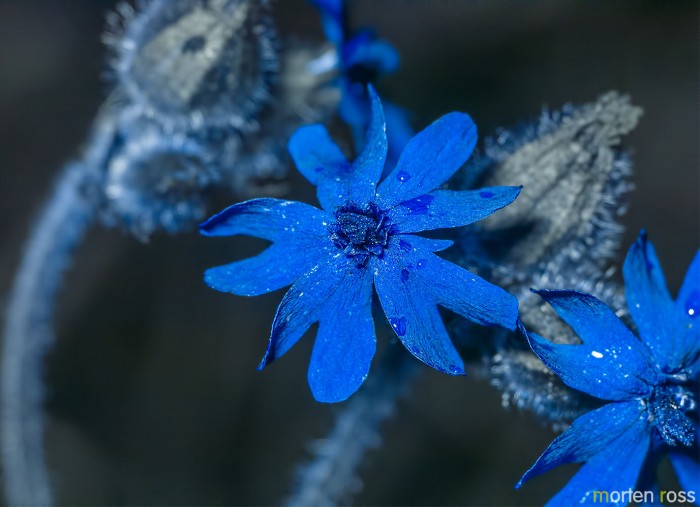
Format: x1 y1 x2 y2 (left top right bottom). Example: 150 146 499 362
0 1 698 505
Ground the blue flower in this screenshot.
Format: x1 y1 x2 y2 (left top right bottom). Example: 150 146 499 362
517 231 700 506
200 89 520 402
309 0 413 165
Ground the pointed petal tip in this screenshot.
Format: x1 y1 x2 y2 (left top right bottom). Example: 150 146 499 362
256 349 272 371
198 216 217 236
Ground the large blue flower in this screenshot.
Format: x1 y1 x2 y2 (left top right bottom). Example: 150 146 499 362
200 89 520 402
517 231 700 506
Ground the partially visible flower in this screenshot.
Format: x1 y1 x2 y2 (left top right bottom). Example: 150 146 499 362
309 0 413 167
201 88 520 402
517 232 699 506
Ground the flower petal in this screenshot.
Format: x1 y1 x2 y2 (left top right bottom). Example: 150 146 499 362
288 124 350 185
678 250 700 317
623 231 680 370
287 125 354 211
309 0 344 44
204 240 325 296
200 198 329 241
374 236 465 375
386 187 521 234
542 407 650 506
670 451 700 494
517 400 647 487
258 254 346 369
676 250 700 366
308 266 375 402
291 89 387 211
345 86 388 206
529 289 657 400
427 252 519 330
376 111 477 207
342 31 399 75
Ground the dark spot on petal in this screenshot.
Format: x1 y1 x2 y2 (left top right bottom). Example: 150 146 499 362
389 316 407 336
400 268 410 282
479 190 495 198
402 194 434 215
398 239 412 252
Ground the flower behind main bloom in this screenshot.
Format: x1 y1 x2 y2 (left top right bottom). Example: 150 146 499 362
517 231 700 506
200 88 521 402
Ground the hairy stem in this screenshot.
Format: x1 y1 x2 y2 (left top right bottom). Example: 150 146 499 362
286 346 418 507
2 162 96 505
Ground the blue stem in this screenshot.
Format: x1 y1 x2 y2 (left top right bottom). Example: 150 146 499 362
2 161 96 505
286 346 418 507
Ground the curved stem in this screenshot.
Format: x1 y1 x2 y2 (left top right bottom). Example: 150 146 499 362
286 346 418 507
2 162 96 505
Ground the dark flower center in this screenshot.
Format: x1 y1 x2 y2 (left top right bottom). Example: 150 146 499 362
330 203 393 267
649 381 697 447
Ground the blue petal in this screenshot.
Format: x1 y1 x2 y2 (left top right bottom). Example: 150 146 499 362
293 89 387 211
343 30 400 75
204 240 326 296
309 0 344 44
429 254 518 330
517 400 647 487
259 254 347 369
308 266 375 402
623 231 682 370
670 451 700 495
386 187 521 233
200 198 329 241
374 235 517 374
676 250 700 366
529 290 657 400
375 111 477 208
374 236 464 374
345 86 388 206
543 407 650 506
287 125 353 212
288 124 350 186
678 250 700 317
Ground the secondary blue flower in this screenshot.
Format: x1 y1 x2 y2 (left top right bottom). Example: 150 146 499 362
309 0 412 166
201 89 520 402
517 231 700 506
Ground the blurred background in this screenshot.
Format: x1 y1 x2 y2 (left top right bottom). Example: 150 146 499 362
0 0 698 505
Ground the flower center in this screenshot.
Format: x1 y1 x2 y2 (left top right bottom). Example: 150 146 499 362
330 203 392 267
649 382 697 447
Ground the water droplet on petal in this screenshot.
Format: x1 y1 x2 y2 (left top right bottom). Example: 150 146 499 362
448 364 461 374
400 269 410 282
591 350 604 359
410 346 420 355
389 316 407 336
416 259 427 269
396 171 411 182
479 190 495 198
686 290 700 318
